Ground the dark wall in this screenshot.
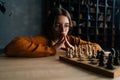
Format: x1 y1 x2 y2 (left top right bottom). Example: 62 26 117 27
0 0 47 49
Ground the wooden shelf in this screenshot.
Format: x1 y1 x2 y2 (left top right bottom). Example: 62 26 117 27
47 0 120 49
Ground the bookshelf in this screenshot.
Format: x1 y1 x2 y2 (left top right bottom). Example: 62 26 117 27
47 0 120 50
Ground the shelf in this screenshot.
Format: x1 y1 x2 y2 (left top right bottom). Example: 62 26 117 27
48 0 120 49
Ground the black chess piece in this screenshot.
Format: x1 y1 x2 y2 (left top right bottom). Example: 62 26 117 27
106 53 114 69
98 51 105 66
96 50 100 59
113 50 120 66
117 50 120 60
110 48 115 57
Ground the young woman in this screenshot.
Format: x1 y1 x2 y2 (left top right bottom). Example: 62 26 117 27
4 8 103 57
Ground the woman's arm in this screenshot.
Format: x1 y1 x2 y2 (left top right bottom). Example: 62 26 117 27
4 37 56 57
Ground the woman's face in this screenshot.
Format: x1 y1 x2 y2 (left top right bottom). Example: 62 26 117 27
54 15 70 38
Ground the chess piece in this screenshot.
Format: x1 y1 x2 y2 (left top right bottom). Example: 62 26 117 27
78 45 81 57
70 53 73 58
96 50 100 59
74 45 78 58
92 46 97 58
98 51 105 67
81 44 85 56
89 44 93 58
117 50 120 60
66 48 73 58
85 44 89 57
69 48 74 58
77 45 83 61
66 48 70 57
113 49 120 65
110 48 115 57
106 53 114 69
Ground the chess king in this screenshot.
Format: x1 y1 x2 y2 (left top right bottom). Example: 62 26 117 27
4 8 103 57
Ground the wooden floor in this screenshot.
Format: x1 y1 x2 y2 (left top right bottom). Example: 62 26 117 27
0 51 120 80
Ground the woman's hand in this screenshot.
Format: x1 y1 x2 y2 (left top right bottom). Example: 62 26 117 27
53 33 74 50
53 35 65 50
63 35 74 50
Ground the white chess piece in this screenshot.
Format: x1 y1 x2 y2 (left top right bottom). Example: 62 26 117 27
69 48 74 58
89 44 93 58
66 48 70 57
74 45 78 58
78 45 82 57
92 45 97 58
86 44 89 57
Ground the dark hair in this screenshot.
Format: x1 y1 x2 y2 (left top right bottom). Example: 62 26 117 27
43 8 72 40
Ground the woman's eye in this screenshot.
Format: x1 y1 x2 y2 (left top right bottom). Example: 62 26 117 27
55 23 70 28
65 24 70 27
55 24 60 27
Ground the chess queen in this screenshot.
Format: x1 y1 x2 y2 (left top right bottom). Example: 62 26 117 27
4 8 103 57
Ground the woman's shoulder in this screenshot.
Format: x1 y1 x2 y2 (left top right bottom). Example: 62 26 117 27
67 35 80 39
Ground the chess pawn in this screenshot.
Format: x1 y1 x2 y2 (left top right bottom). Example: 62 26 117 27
66 48 70 57
98 51 105 67
66 48 73 58
81 44 86 58
106 53 114 69
113 50 120 66
77 45 82 61
92 46 97 58
69 48 74 58
74 45 78 57
88 44 93 58
83 44 87 57
78 45 81 56
110 48 116 57
85 44 89 57
78 45 83 57
117 50 120 60
81 44 84 56
96 50 100 59
69 53 73 58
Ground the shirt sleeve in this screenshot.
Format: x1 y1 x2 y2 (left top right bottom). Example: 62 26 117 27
4 37 56 57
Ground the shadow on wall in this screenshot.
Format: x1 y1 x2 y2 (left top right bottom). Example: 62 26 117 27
0 0 47 49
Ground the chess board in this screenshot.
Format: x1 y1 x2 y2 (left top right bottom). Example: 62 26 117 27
59 55 120 78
